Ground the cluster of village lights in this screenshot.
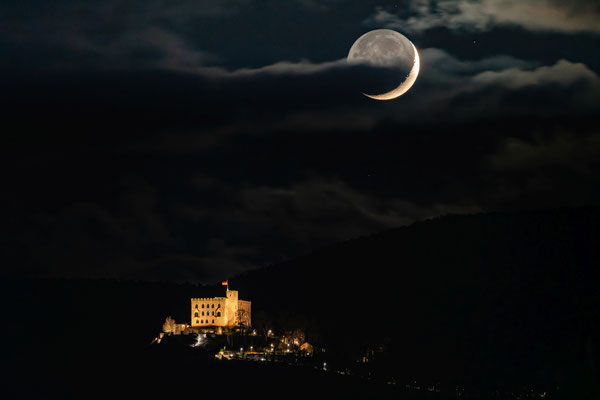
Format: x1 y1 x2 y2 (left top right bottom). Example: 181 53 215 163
191 327 300 355
250 329 273 337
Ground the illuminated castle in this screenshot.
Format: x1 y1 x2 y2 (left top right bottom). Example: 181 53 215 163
191 285 251 329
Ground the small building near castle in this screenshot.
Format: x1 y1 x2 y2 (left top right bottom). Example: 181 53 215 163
191 287 251 330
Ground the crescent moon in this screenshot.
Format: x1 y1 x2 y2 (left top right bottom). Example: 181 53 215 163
363 42 420 101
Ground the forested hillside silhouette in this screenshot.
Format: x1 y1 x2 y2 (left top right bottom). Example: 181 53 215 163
5 207 599 397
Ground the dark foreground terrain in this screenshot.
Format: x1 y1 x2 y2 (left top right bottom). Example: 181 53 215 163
6 341 430 399
4 335 593 400
4 207 600 398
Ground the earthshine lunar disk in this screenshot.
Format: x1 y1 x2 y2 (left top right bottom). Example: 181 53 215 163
347 29 420 100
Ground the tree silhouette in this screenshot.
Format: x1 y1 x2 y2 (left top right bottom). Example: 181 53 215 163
253 310 273 341
235 309 249 334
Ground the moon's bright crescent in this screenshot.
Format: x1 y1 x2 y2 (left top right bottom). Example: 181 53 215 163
363 42 420 101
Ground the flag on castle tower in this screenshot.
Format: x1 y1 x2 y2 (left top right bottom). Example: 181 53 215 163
221 280 228 286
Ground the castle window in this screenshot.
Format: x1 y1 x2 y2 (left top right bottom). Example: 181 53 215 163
195 304 198 309
211 311 214 316
202 311 204 316
217 312 221 317
202 304 204 308
212 304 215 308
194 312 198 317
196 319 199 324
212 319 215 324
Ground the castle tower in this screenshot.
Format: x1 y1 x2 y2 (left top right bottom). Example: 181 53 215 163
225 289 238 327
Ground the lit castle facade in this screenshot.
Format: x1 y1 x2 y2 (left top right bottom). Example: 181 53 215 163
191 288 251 329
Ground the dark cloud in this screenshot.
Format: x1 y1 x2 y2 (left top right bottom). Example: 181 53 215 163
2 0 599 283
366 0 600 34
0 0 361 71
491 130 600 174
0 1 242 71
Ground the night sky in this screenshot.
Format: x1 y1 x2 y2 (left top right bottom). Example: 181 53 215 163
3 0 600 283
